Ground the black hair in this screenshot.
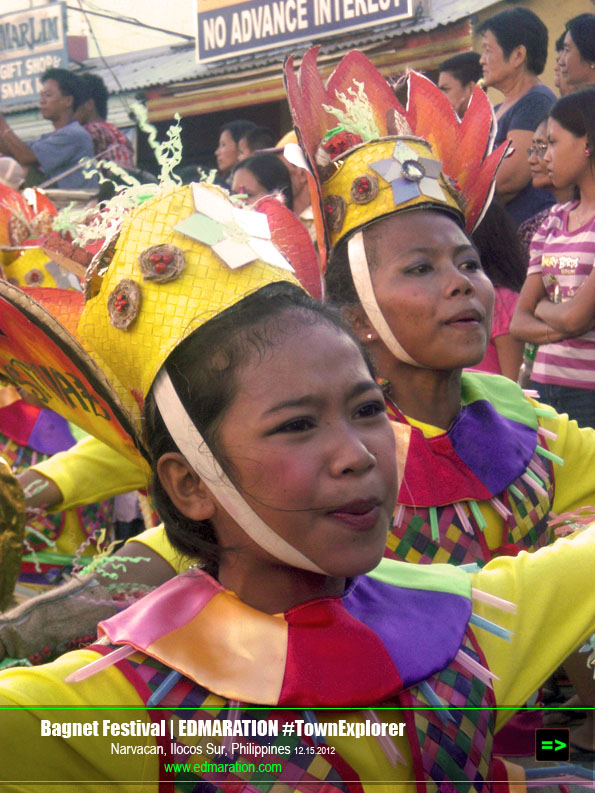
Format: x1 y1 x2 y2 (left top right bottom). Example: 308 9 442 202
144 282 369 574
555 31 566 53
242 126 276 152
476 8 548 75
439 52 482 85
470 201 526 291
220 120 257 144
549 87 595 167
565 14 595 63
78 73 109 120
40 68 85 111
232 153 293 210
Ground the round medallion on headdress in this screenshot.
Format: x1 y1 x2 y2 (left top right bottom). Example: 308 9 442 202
24 268 44 286
138 244 185 284
350 175 379 205
107 278 141 331
324 195 346 233
401 160 426 182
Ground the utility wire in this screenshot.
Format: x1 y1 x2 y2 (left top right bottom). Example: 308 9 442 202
66 4 194 41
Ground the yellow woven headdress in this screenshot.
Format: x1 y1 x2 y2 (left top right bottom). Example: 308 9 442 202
0 184 319 470
284 48 508 265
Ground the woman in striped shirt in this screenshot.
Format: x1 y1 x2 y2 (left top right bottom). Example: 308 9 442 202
511 88 595 428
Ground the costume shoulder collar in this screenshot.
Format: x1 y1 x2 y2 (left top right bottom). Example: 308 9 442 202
94 561 476 707
389 372 540 506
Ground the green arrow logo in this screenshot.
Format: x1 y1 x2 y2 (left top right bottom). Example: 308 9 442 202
554 739 567 751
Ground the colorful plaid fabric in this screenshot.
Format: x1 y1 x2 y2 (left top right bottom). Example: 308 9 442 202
116 632 499 793
387 445 554 566
400 631 495 793
124 655 357 793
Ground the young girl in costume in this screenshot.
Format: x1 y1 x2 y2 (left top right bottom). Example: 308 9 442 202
285 50 595 759
0 181 593 793
511 88 595 429
284 49 595 569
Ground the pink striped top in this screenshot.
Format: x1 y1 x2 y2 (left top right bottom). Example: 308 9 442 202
527 201 595 390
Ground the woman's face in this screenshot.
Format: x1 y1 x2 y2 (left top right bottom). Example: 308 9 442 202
479 30 515 89
365 211 494 369
544 117 587 189
215 319 397 578
528 121 552 190
231 167 267 205
559 31 593 89
215 130 239 174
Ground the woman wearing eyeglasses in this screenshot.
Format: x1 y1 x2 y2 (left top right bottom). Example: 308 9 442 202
517 118 576 263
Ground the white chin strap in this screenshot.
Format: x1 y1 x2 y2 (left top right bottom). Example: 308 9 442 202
153 370 327 575
348 231 424 368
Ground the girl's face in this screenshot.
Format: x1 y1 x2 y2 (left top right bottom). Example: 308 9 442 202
231 167 267 205
559 31 593 89
528 121 552 190
365 211 494 369
215 130 239 174
214 319 397 578
544 117 588 189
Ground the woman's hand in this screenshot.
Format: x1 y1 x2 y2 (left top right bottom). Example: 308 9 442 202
510 273 567 344
534 268 595 336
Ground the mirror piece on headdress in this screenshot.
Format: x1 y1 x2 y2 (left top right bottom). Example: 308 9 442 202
174 183 293 273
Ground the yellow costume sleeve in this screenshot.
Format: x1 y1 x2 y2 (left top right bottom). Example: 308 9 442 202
470 525 595 731
128 525 191 574
0 649 157 789
29 435 148 512
529 399 595 516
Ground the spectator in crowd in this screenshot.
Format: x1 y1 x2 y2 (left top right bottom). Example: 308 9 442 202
214 119 256 182
469 201 526 380
478 8 555 227
553 32 571 98
437 51 483 117
559 14 595 93
74 73 134 170
0 68 97 190
517 117 575 262
237 126 275 160
274 130 316 242
231 153 293 209
511 88 595 430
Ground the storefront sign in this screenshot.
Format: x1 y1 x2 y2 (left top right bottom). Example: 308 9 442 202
196 0 413 63
0 3 68 107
